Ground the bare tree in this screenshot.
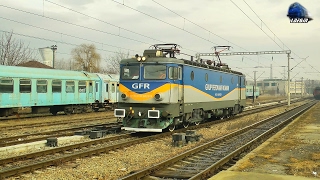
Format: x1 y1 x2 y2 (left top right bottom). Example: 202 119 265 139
105 50 130 74
54 58 76 70
0 31 35 66
71 44 101 73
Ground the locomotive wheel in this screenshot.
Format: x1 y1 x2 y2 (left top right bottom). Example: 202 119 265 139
194 121 200 126
168 125 175 132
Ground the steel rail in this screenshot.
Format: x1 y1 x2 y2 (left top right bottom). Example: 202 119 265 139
0 121 121 147
0 98 311 179
120 101 316 179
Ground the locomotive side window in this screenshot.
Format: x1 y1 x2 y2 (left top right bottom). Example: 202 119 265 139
79 81 86 93
178 67 182 80
191 71 194 81
231 77 234 84
66 81 75 93
144 65 166 79
169 67 178 80
205 73 208 82
0 78 13 93
36 80 47 93
106 84 108 92
121 66 140 80
20 79 31 93
96 82 99 92
52 80 62 93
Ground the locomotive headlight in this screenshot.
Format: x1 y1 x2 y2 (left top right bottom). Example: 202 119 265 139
141 56 146 61
137 56 142 61
121 93 127 100
154 93 163 101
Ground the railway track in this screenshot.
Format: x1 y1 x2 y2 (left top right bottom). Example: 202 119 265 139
0 99 311 179
0 112 113 131
0 119 121 147
0 98 304 148
120 100 317 179
0 109 112 121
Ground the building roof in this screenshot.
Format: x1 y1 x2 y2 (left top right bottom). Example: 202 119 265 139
17 60 54 69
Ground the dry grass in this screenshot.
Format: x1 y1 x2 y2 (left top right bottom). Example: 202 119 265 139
286 158 320 177
236 159 255 170
312 153 320 160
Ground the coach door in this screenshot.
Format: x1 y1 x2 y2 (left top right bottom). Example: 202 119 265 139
238 76 242 103
89 81 94 101
95 82 100 102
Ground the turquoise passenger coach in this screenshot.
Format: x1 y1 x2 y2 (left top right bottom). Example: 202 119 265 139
0 65 119 116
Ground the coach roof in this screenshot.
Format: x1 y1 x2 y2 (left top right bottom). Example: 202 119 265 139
0 65 99 80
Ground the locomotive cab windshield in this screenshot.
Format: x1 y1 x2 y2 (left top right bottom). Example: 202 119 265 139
144 65 166 80
121 66 140 80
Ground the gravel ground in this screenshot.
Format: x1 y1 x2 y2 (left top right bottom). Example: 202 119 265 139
0 111 115 138
4 101 306 180
228 101 320 178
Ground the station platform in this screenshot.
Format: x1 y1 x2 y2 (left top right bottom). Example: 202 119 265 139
210 101 320 180
210 171 315 180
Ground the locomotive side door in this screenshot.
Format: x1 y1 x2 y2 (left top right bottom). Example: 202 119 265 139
238 76 242 103
177 66 184 115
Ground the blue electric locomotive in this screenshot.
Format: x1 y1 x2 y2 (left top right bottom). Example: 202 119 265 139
114 44 246 132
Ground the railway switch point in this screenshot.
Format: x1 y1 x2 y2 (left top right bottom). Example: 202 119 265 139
89 131 103 139
172 133 186 147
46 137 58 147
185 130 202 143
74 131 86 135
108 126 121 134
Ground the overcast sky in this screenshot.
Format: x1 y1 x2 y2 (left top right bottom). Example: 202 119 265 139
1 0 319 81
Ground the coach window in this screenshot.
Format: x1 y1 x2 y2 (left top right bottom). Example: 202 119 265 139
36 80 47 93
96 82 99 92
106 84 108 92
52 80 61 93
205 73 208 82
145 65 166 79
79 81 86 93
20 79 31 93
0 78 13 93
190 71 194 81
89 82 93 93
111 83 115 93
178 67 182 80
66 81 75 93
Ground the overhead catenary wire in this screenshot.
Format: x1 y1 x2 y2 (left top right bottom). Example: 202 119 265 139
150 0 284 75
0 16 138 53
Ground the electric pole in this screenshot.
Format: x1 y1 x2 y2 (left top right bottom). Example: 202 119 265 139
253 71 257 105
